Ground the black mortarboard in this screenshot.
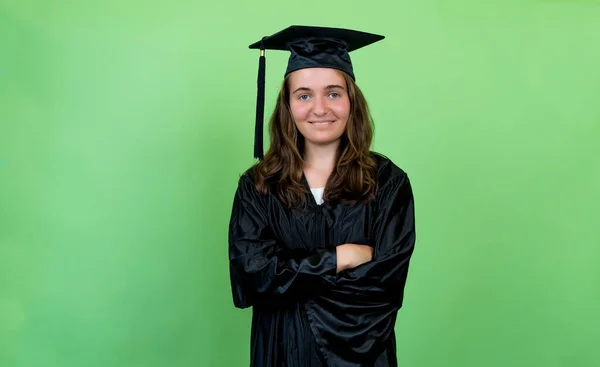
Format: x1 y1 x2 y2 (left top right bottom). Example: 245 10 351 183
248 25 385 159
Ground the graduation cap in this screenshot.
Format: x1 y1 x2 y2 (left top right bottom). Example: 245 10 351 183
249 25 385 160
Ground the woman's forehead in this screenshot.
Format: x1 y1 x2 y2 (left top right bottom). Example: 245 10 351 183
288 68 346 89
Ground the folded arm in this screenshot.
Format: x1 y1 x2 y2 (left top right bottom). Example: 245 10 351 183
228 175 338 308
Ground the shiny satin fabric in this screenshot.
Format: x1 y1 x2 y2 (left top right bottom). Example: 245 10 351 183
228 152 416 366
286 38 355 79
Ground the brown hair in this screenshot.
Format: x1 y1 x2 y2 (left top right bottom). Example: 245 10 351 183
250 70 377 209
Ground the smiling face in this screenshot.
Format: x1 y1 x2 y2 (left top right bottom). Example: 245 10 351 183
288 68 351 150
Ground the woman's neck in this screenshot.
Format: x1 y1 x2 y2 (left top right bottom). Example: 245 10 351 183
303 141 339 175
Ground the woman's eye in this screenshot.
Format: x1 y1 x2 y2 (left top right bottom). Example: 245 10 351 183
329 92 340 98
299 95 310 100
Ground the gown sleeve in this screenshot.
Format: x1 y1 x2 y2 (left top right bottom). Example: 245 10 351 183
228 174 338 309
335 171 416 306
306 172 415 365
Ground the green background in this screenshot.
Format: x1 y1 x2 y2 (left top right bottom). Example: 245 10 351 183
1 0 599 366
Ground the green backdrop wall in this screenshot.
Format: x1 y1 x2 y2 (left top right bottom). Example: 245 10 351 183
1 1 598 366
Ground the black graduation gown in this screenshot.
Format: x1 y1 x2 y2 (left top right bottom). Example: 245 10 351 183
228 153 416 367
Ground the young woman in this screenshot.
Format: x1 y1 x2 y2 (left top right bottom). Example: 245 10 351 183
228 25 416 367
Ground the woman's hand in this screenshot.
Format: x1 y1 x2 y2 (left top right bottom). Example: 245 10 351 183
336 244 374 273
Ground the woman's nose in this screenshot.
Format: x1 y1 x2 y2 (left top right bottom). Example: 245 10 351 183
312 96 328 115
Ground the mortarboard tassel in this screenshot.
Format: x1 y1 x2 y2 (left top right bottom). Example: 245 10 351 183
254 38 266 160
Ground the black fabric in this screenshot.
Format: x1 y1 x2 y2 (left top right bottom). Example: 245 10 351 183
249 25 385 80
228 152 416 366
286 37 355 80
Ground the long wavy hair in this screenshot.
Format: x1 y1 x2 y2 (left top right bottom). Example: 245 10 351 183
251 69 378 209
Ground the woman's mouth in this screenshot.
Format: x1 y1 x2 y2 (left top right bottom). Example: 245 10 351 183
309 121 334 125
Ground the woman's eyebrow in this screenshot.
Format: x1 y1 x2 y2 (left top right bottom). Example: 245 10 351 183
292 87 311 94
292 85 345 94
